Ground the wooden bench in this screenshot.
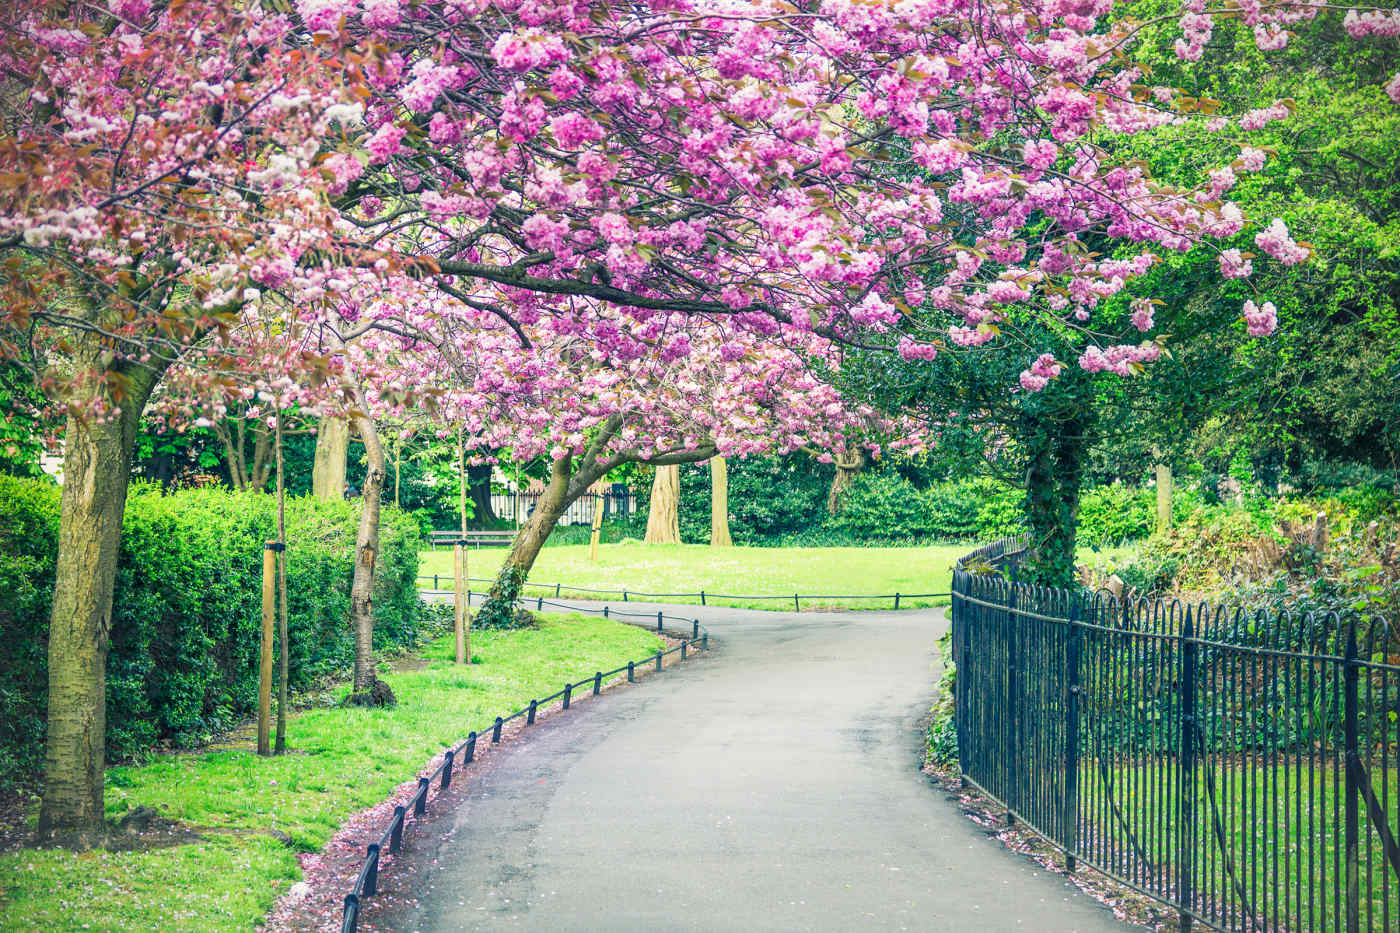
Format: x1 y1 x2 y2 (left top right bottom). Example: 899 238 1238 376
428 530 517 549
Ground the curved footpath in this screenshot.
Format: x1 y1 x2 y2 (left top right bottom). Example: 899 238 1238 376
365 601 1129 932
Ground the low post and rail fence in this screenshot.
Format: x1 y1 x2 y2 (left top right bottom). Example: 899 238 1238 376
951 537 1400 933
418 574 946 611
339 600 707 933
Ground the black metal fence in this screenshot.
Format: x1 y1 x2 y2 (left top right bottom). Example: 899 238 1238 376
339 599 707 933
951 538 1400 932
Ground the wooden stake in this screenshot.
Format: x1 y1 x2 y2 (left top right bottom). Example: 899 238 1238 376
454 542 467 664
275 417 289 754
258 541 276 756
588 489 605 562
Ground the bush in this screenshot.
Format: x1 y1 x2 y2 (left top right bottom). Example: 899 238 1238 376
0 478 422 792
1076 484 1154 546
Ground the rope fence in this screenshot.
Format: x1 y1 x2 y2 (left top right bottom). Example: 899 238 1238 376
418 573 945 611
339 600 707 933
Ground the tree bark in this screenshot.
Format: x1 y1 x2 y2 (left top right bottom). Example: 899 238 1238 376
645 464 681 544
38 359 161 848
345 404 385 693
467 462 497 525
826 449 868 514
311 416 349 500
710 456 732 547
477 420 713 627
274 416 289 754
1154 460 1173 535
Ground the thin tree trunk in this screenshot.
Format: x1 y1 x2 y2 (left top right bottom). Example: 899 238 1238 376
710 456 732 547
346 404 385 694
249 423 271 491
645 464 681 544
826 449 867 514
1154 460 1173 535
275 415 289 753
38 360 161 848
311 416 349 500
455 429 469 664
1022 416 1090 587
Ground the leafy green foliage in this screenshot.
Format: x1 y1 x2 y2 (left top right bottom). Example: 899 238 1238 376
0 478 422 792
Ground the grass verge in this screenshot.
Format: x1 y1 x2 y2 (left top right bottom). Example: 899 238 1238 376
0 614 663 932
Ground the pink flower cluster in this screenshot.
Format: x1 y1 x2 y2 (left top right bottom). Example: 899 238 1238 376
1254 218 1309 265
491 30 569 73
1243 299 1278 337
1218 248 1253 279
1019 354 1063 392
1078 342 1160 376
897 337 938 361
1129 298 1155 332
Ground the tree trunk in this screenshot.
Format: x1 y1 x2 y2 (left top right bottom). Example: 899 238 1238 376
645 464 681 544
826 449 868 514
345 406 386 694
311 416 349 500
477 454 576 628
710 456 732 547
467 462 497 525
38 361 161 848
1154 460 1173 535
1022 416 1090 587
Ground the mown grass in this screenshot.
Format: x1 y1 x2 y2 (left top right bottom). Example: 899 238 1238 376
0 615 663 932
419 542 968 610
418 542 1139 610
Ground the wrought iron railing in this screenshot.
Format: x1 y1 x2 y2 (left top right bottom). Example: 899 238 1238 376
951 541 1400 933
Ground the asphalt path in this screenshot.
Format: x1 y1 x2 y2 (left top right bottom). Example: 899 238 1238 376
370 600 1130 933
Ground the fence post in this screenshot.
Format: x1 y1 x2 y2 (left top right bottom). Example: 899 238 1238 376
555 583 561 597
537 596 543 611
794 593 799 612
1062 597 1082 873
1344 622 1360 933
389 805 405 853
681 641 687 660
655 651 663 672
624 590 628 601
1005 581 1019 825
343 894 359 933
434 573 439 589
627 661 635 683
594 671 602 695
658 611 664 632
700 590 706 606
894 592 901 610
414 777 429 816
692 620 699 639
701 633 708 650
441 749 454 789
563 684 572 709
464 731 476 764
364 843 379 896
527 699 538 724
492 716 503 742
1177 608 1198 933
603 606 609 618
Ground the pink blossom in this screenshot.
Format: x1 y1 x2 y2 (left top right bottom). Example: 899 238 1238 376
1238 147 1267 172
897 337 939 361
1218 248 1252 279
1129 298 1155 332
365 123 406 163
1243 299 1278 337
491 30 569 72
361 0 401 29
1387 73 1400 105
1254 218 1309 265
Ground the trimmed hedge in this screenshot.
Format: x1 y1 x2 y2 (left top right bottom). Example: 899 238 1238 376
0 477 421 792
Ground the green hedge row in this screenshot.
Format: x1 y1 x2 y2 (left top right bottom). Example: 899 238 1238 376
0 477 422 792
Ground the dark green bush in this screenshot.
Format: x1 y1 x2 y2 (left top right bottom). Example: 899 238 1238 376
1076 484 1154 546
0 477 421 792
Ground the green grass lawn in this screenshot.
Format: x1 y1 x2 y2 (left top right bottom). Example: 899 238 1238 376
0 615 663 932
419 541 1139 611
419 542 969 610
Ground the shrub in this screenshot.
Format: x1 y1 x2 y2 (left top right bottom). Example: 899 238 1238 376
1076 484 1154 546
0 478 422 792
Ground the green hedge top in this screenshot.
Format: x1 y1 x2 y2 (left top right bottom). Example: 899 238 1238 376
0 477 422 793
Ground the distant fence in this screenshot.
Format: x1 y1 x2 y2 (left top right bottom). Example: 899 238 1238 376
489 489 634 527
340 599 706 933
951 538 1400 932
417 575 947 611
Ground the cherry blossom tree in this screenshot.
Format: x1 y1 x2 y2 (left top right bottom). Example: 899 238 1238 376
0 0 360 846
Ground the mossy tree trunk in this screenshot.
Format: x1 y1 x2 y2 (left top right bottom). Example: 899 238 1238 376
38 356 163 848
645 464 681 544
710 456 732 547
1021 413 1092 587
